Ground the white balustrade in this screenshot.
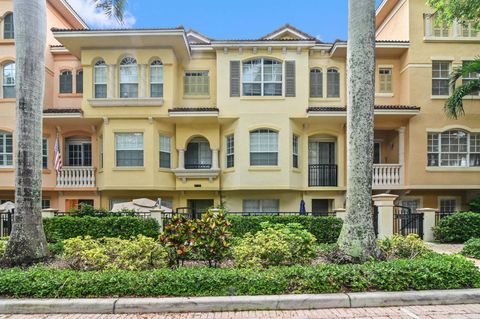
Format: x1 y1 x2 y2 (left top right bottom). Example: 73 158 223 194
372 164 402 187
56 166 96 188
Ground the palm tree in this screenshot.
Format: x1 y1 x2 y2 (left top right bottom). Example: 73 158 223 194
3 0 127 266
444 58 480 119
336 0 378 262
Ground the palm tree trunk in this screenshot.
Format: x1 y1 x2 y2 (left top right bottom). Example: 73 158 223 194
3 0 49 265
337 0 378 262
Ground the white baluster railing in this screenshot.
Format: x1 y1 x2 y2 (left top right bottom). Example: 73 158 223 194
56 166 96 188
372 164 402 187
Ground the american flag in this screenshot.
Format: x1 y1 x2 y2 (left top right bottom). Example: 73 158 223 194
54 133 62 172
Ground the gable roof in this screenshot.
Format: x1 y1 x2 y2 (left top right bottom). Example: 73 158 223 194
260 23 319 41
186 28 212 44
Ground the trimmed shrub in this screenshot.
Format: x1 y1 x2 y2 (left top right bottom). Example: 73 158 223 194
233 222 316 268
43 216 160 243
65 204 137 217
62 235 168 270
227 215 342 243
0 254 478 297
378 234 431 259
462 238 480 259
434 212 480 243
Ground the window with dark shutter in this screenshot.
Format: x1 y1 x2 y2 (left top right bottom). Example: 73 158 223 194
230 60 240 97
285 61 295 97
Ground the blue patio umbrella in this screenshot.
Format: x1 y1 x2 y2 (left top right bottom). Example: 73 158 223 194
300 199 306 215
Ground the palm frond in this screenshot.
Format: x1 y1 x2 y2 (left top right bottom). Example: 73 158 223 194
94 0 126 24
450 57 480 85
444 78 480 119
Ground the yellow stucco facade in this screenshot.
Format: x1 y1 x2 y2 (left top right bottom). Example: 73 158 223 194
0 0 479 214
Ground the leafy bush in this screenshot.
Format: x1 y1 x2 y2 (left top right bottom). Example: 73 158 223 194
227 215 342 243
434 212 480 243
233 222 316 268
62 235 168 270
470 198 480 213
43 216 160 243
462 238 480 259
0 254 478 297
0 237 7 256
65 204 137 217
47 242 64 256
160 215 196 266
378 234 431 259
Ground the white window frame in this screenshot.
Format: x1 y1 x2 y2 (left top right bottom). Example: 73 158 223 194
3 13 13 39
378 67 393 93
226 134 234 168
438 197 460 214
0 131 13 167
432 61 451 96
427 130 480 167
242 58 283 97
150 60 164 98
2 62 15 99
94 59 107 98
326 68 340 98
400 197 422 214
460 22 478 37
462 60 480 96
115 132 144 167
119 56 138 98
183 71 209 96
242 199 279 212
249 129 279 166
159 134 172 169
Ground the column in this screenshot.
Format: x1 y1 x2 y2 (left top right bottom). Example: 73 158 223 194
211 148 219 170
139 64 147 98
149 208 164 233
108 64 115 98
334 208 346 220
372 193 398 239
397 127 405 185
417 208 438 242
177 148 185 169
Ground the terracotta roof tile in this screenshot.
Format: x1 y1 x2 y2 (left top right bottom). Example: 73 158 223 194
43 108 82 113
168 107 218 112
307 105 420 112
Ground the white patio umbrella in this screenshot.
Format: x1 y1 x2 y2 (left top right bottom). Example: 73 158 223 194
111 198 172 213
0 201 15 213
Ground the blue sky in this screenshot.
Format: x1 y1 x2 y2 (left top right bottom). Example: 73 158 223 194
69 0 384 43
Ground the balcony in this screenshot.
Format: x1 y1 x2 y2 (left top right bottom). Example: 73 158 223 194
308 164 338 187
56 166 96 188
372 164 402 187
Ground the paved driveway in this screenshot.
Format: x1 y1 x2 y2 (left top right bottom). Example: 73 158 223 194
2 304 480 319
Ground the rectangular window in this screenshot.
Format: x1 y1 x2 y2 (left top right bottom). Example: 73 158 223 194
159 135 171 168
94 63 107 98
0 132 13 167
76 70 83 93
379 67 392 93
440 198 457 214
242 59 282 96
184 71 209 96
326 69 340 98
42 138 48 169
292 134 299 168
226 134 234 168
462 61 479 96
150 62 164 98
41 199 51 210
115 133 143 167
470 133 480 167
242 199 279 213
432 61 451 96
250 129 278 166
401 199 420 214
427 130 479 167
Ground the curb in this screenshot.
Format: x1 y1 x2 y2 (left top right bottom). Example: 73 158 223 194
1 289 480 314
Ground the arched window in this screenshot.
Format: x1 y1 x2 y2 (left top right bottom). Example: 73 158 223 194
0 130 13 167
119 56 138 98
59 70 72 93
2 62 15 98
94 59 107 98
427 129 480 167
185 137 211 169
310 68 323 98
242 58 282 96
150 59 163 98
76 69 83 93
3 13 13 39
250 129 278 166
327 68 340 98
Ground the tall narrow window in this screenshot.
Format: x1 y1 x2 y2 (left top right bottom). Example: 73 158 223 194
3 13 13 39
242 58 282 96
159 135 171 168
150 60 163 97
310 69 323 98
292 134 299 168
42 138 48 169
432 61 450 96
59 70 73 93
250 129 278 166
2 62 15 98
119 56 138 98
184 71 209 96
470 133 480 167
76 70 83 93
327 68 340 98
379 67 392 93
462 61 479 96
115 133 143 167
94 60 107 98
226 134 234 168
0 131 13 167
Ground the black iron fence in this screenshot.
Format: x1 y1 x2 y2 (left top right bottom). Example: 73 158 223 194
393 206 424 239
184 163 212 169
308 164 338 187
0 211 13 237
227 211 337 217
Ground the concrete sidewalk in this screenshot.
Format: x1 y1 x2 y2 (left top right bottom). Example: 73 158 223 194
1 289 480 314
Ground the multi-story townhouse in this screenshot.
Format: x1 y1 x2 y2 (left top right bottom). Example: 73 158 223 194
0 0 478 215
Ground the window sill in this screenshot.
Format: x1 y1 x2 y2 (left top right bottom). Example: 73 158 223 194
462 95 480 100
375 93 394 97
426 166 480 172
0 98 15 103
58 93 82 98
42 169 51 174
112 167 145 171
0 167 14 172
183 95 211 99
88 98 164 107
431 95 450 100
248 166 281 171
0 39 14 45
240 96 285 101
223 167 235 173
158 167 172 173
292 168 301 173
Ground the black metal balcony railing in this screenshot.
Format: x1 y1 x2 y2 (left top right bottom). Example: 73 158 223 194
184 163 212 169
308 164 338 187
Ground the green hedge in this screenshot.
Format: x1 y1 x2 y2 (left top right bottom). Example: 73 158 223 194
434 212 480 243
43 216 160 243
0 254 477 298
462 238 480 259
227 215 342 243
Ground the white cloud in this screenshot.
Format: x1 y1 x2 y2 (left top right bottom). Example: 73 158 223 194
67 0 136 28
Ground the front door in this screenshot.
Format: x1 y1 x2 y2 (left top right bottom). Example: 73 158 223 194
187 199 214 218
